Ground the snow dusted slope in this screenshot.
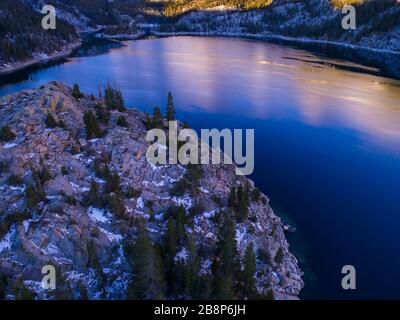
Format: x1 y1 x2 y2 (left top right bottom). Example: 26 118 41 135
160 0 400 52
0 82 303 299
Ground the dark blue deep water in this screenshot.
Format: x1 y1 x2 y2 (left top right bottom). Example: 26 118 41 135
1 37 400 299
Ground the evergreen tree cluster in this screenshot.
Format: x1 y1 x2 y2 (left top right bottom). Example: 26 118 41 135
125 206 265 300
163 0 399 45
45 112 66 129
145 92 176 130
84 111 103 139
25 161 51 210
72 83 83 100
166 92 176 121
171 164 204 196
228 184 250 222
104 83 126 112
0 0 77 64
87 158 127 219
164 0 274 16
0 125 16 142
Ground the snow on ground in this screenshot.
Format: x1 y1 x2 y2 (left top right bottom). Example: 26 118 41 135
2 142 18 149
203 209 216 219
88 207 111 223
174 247 188 263
171 195 193 210
99 227 123 243
155 212 165 221
24 280 46 297
112 245 125 267
236 225 247 244
199 187 211 194
23 220 30 233
199 258 212 276
136 197 145 210
0 225 16 253
42 243 59 256
69 181 90 193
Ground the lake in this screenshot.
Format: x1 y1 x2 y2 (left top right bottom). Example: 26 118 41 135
1 36 400 299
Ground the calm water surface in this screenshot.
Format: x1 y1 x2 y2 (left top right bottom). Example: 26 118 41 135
1 37 400 299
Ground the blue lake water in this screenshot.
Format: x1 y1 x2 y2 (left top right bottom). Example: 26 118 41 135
1 36 400 299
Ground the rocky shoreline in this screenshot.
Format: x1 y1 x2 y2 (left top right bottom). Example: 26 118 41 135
151 31 400 79
1 30 399 82
0 82 303 300
0 42 82 78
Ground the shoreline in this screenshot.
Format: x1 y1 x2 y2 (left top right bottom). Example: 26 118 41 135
99 31 147 41
0 32 147 79
152 30 400 56
1 30 399 80
0 41 82 78
151 31 400 79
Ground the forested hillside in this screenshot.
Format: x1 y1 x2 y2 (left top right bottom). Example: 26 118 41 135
1 0 399 75
0 0 78 66
160 0 400 52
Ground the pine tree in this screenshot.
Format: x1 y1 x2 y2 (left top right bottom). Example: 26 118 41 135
166 92 176 121
83 111 102 139
212 257 234 300
45 112 57 128
183 234 201 298
0 125 16 142
104 82 126 111
236 185 249 222
176 205 186 245
198 274 213 299
0 275 8 300
103 162 111 181
212 211 240 299
144 113 153 130
58 119 66 129
242 242 257 299
153 106 163 129
105 171 122 194
128 221 166 299
252 188 261 202
274 247 284 265
228 187 237 207
25 185 39 209
72 83 82 99
87 180 101 207
219 211 239 274
164 216 178 270
108 193 125 218
95 104 111 125
13 278 35 300
115 89 126 112
117 116 128 127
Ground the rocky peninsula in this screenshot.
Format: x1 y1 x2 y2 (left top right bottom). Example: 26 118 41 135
0 82 303 300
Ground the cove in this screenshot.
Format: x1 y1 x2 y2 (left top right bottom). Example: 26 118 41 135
0 36 400 299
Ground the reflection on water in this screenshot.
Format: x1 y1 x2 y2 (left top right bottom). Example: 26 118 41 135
1 36 400 299
4 37 398 154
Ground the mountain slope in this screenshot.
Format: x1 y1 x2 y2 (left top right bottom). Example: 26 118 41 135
0 0 78 68
160 0 400 51
0 82 303 299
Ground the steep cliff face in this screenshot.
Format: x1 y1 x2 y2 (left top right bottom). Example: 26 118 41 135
0 82 303 300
